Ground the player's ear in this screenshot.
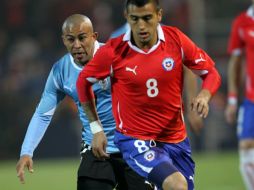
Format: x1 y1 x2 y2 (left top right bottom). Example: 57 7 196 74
62 35 66 45
93 32 98 40
157 8 163 22
124 10 128 19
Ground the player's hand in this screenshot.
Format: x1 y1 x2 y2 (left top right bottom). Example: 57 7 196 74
92 131 109 159
187 110 204 135
225 104 237 124
16 155 34 184
191 89 211 118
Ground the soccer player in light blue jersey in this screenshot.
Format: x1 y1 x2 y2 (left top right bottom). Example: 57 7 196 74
16 14 153 190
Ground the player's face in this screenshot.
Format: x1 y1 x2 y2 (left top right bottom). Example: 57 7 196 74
125 2 162 49
62 22 97 65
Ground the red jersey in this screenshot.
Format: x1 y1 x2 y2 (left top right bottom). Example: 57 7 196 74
228 6 254 101
77 25 221 143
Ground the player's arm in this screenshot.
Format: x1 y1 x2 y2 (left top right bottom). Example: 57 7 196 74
183 67 203 134
77 78 109 159
16 66 65 183
76 43 113 159
178 28 221 118
224 18 243 124
225 54 243 124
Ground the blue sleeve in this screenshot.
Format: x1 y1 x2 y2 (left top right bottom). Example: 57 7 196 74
20 65 65 157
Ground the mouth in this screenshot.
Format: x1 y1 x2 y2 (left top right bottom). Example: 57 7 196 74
73 52 85 60
139 32 149 40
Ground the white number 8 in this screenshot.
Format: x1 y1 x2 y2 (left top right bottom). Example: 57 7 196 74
146 78 159 97
134 140 149 153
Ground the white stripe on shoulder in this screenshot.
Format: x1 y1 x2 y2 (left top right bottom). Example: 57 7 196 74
43 107 56 116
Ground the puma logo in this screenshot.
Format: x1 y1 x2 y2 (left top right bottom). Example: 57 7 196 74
63 84 74 92
195 54 206 64
126 66 137 75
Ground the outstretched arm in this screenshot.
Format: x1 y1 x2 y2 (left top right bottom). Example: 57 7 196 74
16 67 65 183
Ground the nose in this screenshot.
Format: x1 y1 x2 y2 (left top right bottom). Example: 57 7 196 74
137 19 146 31
73 39 81 48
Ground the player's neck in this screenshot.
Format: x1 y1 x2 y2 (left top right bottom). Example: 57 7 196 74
75 61 87 67
131 34 158 50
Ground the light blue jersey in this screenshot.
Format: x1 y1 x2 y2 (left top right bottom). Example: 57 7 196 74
20 41 118 157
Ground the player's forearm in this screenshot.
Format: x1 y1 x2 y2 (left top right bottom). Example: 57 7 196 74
81 99 104 134
20 112 52 157
184 67 198 103
196 89 212 103
227 55 242 97
76 72 103 133
81 100 99 123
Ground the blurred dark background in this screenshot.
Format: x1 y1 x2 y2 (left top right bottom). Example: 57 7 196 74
0 0 250 160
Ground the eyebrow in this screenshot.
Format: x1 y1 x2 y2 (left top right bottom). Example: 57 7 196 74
129 14 153 18
65 32 87 37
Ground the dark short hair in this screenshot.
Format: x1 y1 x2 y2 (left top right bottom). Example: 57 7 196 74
125 0 160 11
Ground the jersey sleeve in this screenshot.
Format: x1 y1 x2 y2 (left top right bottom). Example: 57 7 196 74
176 28 221 95
20 65 65 157
227 16 244 55
77 42 114 102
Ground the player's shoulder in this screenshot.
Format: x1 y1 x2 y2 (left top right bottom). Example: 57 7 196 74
107 35 126 48
161 25 184 43
54 53 71 66
161 25 181 35
51 53 72 73
99 35 127 56
233 11 249 25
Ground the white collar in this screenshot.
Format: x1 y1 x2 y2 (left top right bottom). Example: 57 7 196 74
70 40 100 70
122 24 165 54
247 5 254 19
123 24 165 42
93 40 100 56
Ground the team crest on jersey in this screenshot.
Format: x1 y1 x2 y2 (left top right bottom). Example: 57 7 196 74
99 78 108 90
144 150 155 161
162 58 174 71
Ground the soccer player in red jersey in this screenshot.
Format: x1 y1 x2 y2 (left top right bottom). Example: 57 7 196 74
225 1 254 189
77 0 221 189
